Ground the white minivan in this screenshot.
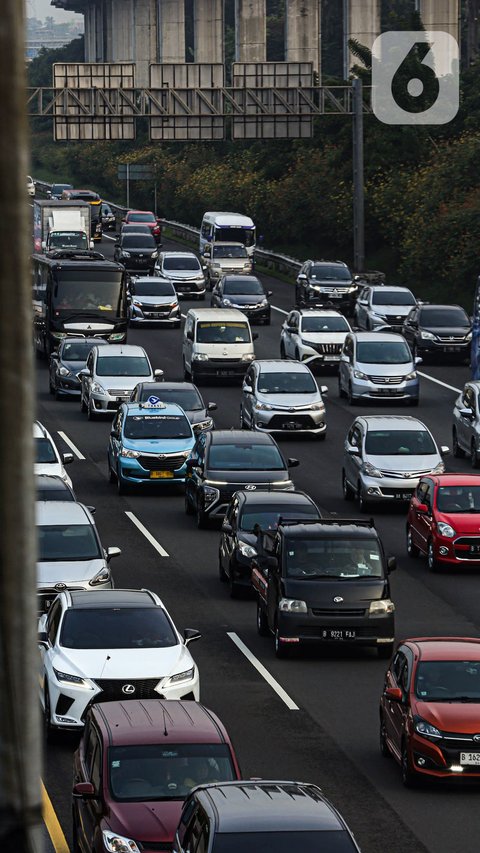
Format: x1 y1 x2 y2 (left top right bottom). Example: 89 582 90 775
182 308 256 384
199 211 256 258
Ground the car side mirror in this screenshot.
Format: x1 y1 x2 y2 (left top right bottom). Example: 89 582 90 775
208 402 217 411
252 333 259 341
387 556 396 573
110 429 118 437
73 782 96 800
154 369 164 378
62 453 74 465
184 628 201 646
384 686 403 702
320 385 328 395
416 502 429 515
78 368 90 378
51 351 58 360
347 445 360 455
414 356 423 366
440 446 450 456
222 521 233 534
86 506 96 514
287 457 299 467
38 631 48 648
106 546 121 560
243 384 253 394
297 273 307 282
459 407 475 420
185 458 195 470
186 330 194 341
267 290 273 297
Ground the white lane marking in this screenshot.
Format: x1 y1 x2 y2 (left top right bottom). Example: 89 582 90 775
417 371 461 394
125 511 169 557
272 304 288 315
227 631 299 710
57 430 85 460
103 233 117 241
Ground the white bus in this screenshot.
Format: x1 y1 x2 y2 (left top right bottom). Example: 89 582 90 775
199 211 256 258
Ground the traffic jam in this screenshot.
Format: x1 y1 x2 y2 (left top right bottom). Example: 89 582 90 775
33 188 480 853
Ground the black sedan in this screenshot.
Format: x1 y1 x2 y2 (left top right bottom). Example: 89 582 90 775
219 489 321 597
211 275 272 324
402 303 472 362
101 202 116 231
184 430 298 528
48 337 109 398
114 232 159 273
130 381 217 434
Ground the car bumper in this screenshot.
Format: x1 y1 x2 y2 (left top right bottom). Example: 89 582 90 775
229 306 270 323
253 411 326 435
430 536 480 566
92 393 131 412
118 458 188 483
351 378 419 401
171 282 206 297
130 312 181 324
415 341 470 357
55 376 81 395
277 611 395 647
406 731 480 780
191 361 251 379
359 474 421 503
305 291 357 313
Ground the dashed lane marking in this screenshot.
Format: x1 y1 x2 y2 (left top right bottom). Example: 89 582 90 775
57 431 85 460
125 511 169 557
227 631 299 710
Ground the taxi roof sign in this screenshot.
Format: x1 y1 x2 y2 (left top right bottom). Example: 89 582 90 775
139 396 166 409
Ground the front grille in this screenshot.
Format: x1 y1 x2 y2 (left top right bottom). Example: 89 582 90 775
368 375 404 385
137 454 186 471
312 286 349 293
315 343 342 355
312 608 366 617
93 678 162 701
208 358 241 365
379 470 426 478
268 414 316 430
454 537 480 547
436 336 466 343
438 733 480 749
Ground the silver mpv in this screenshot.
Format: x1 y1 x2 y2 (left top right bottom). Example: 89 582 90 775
342 415 448 511
338 331 420 405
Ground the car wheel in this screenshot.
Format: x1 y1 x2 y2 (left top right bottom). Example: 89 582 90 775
80 393 87 413
185 491 194 515
197 293 205 301
107 456 116 484
280 341 286 359
401 742 419 788
408 397 419 407
71 810 81 853
452 428 465 458
257 600 270 636
264 316 271 326
218 551 227 582
183 358 191 381
196 498 208 529
427 540 440 573
379 715 390 758
406 525 420 558
471 440 480 469
338 377 345 399
48 374 55 395
87 400 97 421
358 485 370 513
274 625 289 659
295 348 300 362
229 565 241 599
117 467 128 495
240 406 247 429
347 384 357 406
342 470 355 501
377 642 394 660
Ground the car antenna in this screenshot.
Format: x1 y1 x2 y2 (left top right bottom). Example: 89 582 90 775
163 704 169 737
99 654 111 679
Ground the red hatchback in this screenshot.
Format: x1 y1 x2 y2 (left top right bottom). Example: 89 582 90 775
406 473 480 571
72 700 241 853
123 210 162 242
380 637 480 786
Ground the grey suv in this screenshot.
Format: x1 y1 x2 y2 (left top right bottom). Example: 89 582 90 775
452 381 480 467
354 285 417 331
295 260 357 314
338 331 420 406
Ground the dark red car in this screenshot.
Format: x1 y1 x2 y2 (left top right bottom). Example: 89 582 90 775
72 700 241 853
406 473 480 571
122 210 162 242
380 637 480 786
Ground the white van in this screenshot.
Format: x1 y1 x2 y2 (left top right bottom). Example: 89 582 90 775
182 308 256 383
199 212 256 258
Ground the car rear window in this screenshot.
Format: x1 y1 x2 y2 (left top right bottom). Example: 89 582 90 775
209 443 285 471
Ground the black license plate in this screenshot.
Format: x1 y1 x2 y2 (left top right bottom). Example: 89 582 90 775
395 492 412 500
283 421 302 430
216 370 237 376
469 545 480 553
321 629 356 641
443 346 461 352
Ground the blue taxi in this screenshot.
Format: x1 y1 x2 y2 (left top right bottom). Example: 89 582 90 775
107 397 196 493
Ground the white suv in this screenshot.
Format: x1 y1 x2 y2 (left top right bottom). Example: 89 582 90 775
79 344 163 419
34 421 74 487
280 308 351 367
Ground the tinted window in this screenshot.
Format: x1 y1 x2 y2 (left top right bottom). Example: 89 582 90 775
128 213 155 222
96 356 151 377
61 607 178 649
109 744 235 801
365 430 436 455
301 316 349 332
356 340 412 364
212 246 247 259
257 371 317 394
61 341 100 361
122 235 156 248
38 524 100 561
132 280 175 296
240 504 319 532
209 443 285 471
163 256 201 271
122 225 151 234
49 232 88 249
35 438 57 464
310 264 350 281
53 271 123 314
223 279 263 295
212 832 357 853
52 184 72 193
213 228 254 246
415 660 480 701
124 414 192 439
420 307 469 326
437 486 480 512
285 538 383 578
196 322 250 344
138 388 203 410
372 290 415 306
37 487 74 502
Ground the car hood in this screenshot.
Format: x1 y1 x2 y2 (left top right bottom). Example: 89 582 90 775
214 258 249 268
107 800 182 843
255 392 322 409
122 437 194 453
283 577 387 605
53 644 191 680
365 453 440 474
310 278 353 287
192 343 253 356
224 293 265 305
356 361 414 376
163 269 203 280
37 557 106 585
422 325 470 336
61 359 88 373
99 375 154 391
122 247 156 255
416 701 480 734
300 332 348 345
205 469 290 485
188 409 208 424
371 305 413 317
436 511 480 533
132 295 177 306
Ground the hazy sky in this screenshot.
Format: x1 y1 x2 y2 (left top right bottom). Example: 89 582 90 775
28 0 81 22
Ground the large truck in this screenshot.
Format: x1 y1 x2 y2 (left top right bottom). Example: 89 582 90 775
33 200 93 253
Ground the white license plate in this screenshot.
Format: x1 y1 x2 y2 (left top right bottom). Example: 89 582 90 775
460 752 480 765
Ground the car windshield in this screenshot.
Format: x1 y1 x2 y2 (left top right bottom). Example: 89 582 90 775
310 265 351 281
102 205 113 215
37 488 74 501
122 235 156 248
60 607 177 648
415 660 480 701
364 429 436 455
97 356 151 377
124 415 192 439
139 388 203 410
224 279 264 295
257 371 317 394
196 322 250 344
49 232 88 249
437 486 480 513
301 316 349 332
61 341 100 361
109 744 235 801
52 271 123 314
240 504 319 532
38 524 100 561
285 539 383 578
52 184 72 193
35 438 57 464
209 443 285 471
372 290 415 306
128 213 155 223
132 280 175 296
421 308 469 327
212 246 247 259
212 832 357 853
356 341 412 364
122 225 151 234
163 256 201 271
214 227 254 247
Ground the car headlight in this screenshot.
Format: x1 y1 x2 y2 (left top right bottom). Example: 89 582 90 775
260 298 268 306
431 461 445 474
301 339 316 347
309 403 324 411
109 333 125 342
420 330 435 340
151 251 158 258
193 353 209 361
122 251 131 258
91 382 106 394
195 418 213 431
405 371 417 380
255 402 273 410
238 541 257 558
371 312 387 321
415 718 442 739
362 461 383 478
58 366 71 377
132 300 142 308
241 353 256 362
465 332 472 341
437 521 456 538
53 668 88 688
369 599 395 615
167 666 195 685
353 370 368 380
89 567 111 586
102 830 141 853
222 298 232 306
120 448 140 458
278 598 308 613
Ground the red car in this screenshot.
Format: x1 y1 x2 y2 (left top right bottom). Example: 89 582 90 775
406 473 480 571
72 700 241 853
122 210 162 242
380 637 480 786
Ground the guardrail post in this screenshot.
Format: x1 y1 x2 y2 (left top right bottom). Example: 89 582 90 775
352 76 365 273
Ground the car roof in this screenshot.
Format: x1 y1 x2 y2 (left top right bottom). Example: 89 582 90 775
160 251 199 259
196 782 345 832
137 381 198 393
368 285 413 293
222 274 261 281
36 501 91 525
278 520 378 540
420 303 466 311
298 308 344 317
351 330 406 342
310 260 349 267
35 474 72 492
91 700 229 747
429 473 480 487
187 308 250 321
235 490 317 508
203 212 254 227
68 589 158 608
130 275 173 285
95 344 147 357
358 415 429 432
209 430 277 446
405 638 480 661
123 401 187 417
60 336 109 348
127 209 155 215
254 360 313 374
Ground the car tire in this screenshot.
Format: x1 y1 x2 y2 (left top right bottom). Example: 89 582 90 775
408 397 419 407
338 377 345 399
402 742 419 788
71 811 81 853
80 393 87 413
107 456 116 484
264 317 271 326
274 624 289 659
427 540 441 573
471 440 480 469
218 552 227 582
377 642 394 659
406 525 420 558
280 341 286 359
196 498 208 529
358 485 370 513
257 600 270 637
379 715 390 758
198 293 205 301
87 400 97 421
183 359 191 381
185 492 194 515
117 467 129 495
347 384 358 406
48 375 55 395
229 565 241 599
452 428 465 458
240 406 247 429
342 470 355 501
295 348 300 362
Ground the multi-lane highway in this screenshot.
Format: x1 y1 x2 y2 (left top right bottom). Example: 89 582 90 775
39 232 480 853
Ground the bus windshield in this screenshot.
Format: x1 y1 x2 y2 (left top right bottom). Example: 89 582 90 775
52 270 124 315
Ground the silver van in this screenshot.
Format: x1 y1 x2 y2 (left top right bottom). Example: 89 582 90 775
338 331 421 406
182 308 256 384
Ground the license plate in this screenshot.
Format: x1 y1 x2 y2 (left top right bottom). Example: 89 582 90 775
283 421 301 430
216 370 237 376
376 388 396 395
321 629 356 641
327 355 340 361
150 470 174 479
460 752 480 765
469 545 480 553
395 492 412 500
444 346 461 352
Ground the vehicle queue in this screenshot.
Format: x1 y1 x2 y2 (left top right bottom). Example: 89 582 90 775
33 196 480 853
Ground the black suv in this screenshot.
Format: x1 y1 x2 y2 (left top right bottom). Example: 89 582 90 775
402 303 471 361
174 781 362 853
252 518 396 658
114 232 159 273
219 489 321 597
184 430 298 528
295 260 357 314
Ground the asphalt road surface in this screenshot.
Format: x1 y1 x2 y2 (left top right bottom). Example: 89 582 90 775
39 232 480 853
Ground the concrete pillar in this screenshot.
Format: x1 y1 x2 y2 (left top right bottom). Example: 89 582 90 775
194 0 224 63
235 0 266 62
346 0 380 74
94 1 104 60
419 0 460 41
133 0 157 87
83 4 96 61
158 0 186 63
103 0 114 59
111 0 134 63
285 0 320 74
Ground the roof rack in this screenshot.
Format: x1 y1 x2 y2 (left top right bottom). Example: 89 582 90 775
45 249 106 261
276 517 375 528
